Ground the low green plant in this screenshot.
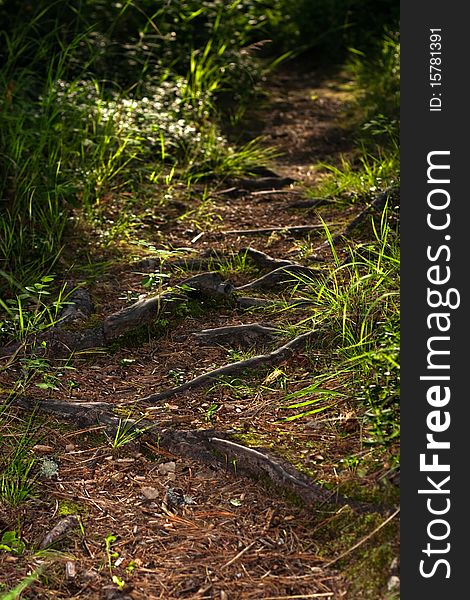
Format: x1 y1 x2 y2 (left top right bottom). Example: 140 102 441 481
288 203 399 446
0 275 70 345
109 416 148 449
205 402 220 423
0 441 37 506
281 377 346 422
0 530 26 556
104 533 120 575
348 32 400 121
183 134 279 183
314 147 398 202
0 568 43 600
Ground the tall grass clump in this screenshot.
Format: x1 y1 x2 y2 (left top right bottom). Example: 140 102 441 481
287 202 399 445
313 31 400 202
348 31 400 177
0 409 38 507
287 32 400 447
348 31 400 121
0 18 84 283
1 0 290 294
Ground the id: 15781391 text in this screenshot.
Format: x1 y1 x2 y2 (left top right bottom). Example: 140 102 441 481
429 28 442 112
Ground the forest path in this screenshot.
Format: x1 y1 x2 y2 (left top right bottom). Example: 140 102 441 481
1 64 399 600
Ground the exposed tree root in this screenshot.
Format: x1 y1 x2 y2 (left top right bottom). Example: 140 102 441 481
4 273 233 357
177 272 235 297
192 323 282 347
9 395 383 514
58 288 94 325
251 188 301 197
241 247 301 270
103 292 178 341
235 264 321 291
104 272 234 340
1 266 316 358
221 224 330 236
137 329 317 405
225 176 296 192
0 288 97 359
234 296 279 309
287 197 331 209
316 185 400 251
339 185 399 237
235 296 314 310
207 437 380 514
164 247 314 273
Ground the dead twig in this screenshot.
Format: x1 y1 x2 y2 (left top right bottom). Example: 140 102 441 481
261 594 334 599
220 541 257 569
323 507 400 568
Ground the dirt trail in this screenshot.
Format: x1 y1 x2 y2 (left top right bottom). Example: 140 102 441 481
1 66 398 599
242 66 355 180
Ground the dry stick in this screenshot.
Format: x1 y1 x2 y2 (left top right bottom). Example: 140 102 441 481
251 188 301 196
39 515 80 550
235 296 315 310
220 540 257 570
261 594 334 599
323 507 400 568
139 329 316 406
226 176 296 191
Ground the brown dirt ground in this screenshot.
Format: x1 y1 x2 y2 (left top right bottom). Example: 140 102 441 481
0 65 399 600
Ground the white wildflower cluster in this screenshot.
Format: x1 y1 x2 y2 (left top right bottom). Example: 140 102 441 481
53 77 202 156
